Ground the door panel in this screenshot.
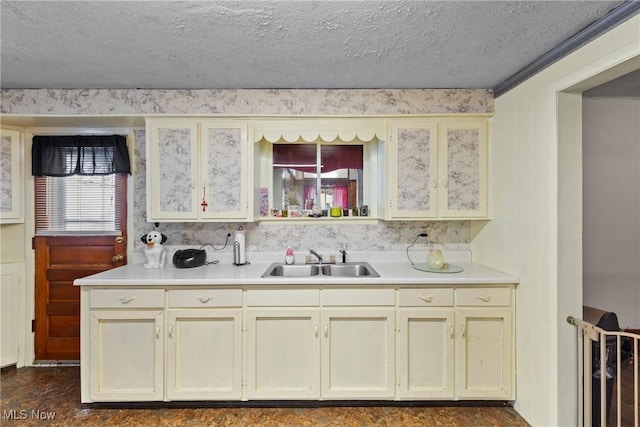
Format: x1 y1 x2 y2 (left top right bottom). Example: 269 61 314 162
35 235 126 360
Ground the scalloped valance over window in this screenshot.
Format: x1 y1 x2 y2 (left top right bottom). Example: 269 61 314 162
32 135 131 176
253 119 385 143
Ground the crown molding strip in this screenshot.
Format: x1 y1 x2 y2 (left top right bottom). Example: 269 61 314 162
493 1 640 98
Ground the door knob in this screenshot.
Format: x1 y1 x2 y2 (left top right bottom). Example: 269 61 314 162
112 254 125 263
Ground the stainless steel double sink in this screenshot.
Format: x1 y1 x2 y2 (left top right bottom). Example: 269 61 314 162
261 262 380 278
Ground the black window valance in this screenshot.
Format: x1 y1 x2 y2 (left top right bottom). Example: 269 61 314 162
32 135 131 176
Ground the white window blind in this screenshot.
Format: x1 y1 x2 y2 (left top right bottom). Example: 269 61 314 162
35 174 126 235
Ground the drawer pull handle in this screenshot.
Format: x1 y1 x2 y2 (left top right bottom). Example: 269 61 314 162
419 295 434 303
314 324 319 338
198 296 214 303
449 323 454 339
477 295 492 302
168 325 174 338
461 323 466 338
156 325 161 339
324 325 329 338
119 296 136 304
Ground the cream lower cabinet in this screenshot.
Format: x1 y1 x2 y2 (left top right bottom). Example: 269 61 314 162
396 287 513 400
1 263 23 367
396 288 455 399
83 284 514 403
89 291 165 402
246 308 321 399
320 288 396 399
455 287 513 399
245 289 321 399
397 309 455 399
455 308 513 399
165 289 243 400
245 288 395 400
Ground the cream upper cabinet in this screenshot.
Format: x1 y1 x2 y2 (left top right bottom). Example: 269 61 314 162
387 120 439 218
0 128 24 224
146 118 252 222
438 120 488 218
386 118 488 219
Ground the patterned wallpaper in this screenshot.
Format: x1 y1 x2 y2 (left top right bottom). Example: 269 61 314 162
1 88 493 254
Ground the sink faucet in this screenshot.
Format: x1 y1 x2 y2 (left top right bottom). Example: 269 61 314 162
339 248 347 264
309 249 323 264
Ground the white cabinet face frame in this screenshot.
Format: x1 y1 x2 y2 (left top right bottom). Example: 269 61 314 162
387 120 439 219
89 310 164 401
245 308 321 399
0 129 24 223
166 309 242 400
438 120 488 218
320 308 396 399
397 309 455 399
454 308 513 399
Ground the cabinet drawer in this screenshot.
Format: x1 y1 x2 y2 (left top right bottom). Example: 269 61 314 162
168 289 242 308
246 289 319 306
456 287 511 307
89 289 165 309
321 289 395 306
398 288 454 307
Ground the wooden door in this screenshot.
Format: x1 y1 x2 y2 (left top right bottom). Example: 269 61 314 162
34 235 126 360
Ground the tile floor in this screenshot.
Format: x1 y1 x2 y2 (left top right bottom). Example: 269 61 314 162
1 366 531 426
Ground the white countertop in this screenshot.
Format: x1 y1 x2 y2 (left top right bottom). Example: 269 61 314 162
74 251 518 287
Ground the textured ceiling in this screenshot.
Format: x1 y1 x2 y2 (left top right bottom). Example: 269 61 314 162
0 1 629 90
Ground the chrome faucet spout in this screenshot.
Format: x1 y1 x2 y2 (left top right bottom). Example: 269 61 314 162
309 249 323 263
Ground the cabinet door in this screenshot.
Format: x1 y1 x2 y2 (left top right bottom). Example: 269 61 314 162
397 309 455 399
455 308 513 399
0 129 23 223
438 120 488 218
246 309 320 399
387 120 438 218
0 263 23 367
321 308 395 399
89 310 164 401
200 121 250 220
166 309 242 400
147 120 199 220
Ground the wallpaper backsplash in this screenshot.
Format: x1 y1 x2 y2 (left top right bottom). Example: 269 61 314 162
1 88 493 256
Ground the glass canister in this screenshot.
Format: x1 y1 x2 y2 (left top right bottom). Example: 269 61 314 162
426 249 445 270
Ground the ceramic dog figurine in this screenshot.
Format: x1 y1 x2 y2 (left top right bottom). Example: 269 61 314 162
141 231 167 268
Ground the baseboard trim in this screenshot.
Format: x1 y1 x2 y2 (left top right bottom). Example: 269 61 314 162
90 400 514 409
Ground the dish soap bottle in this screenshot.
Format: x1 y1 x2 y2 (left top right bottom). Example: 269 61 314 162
285 247 294 265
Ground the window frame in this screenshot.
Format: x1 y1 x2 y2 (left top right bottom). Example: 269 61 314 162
258 137 380 221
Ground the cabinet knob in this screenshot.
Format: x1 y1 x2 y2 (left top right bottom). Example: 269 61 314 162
323 325 329 338
112 254 125 263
